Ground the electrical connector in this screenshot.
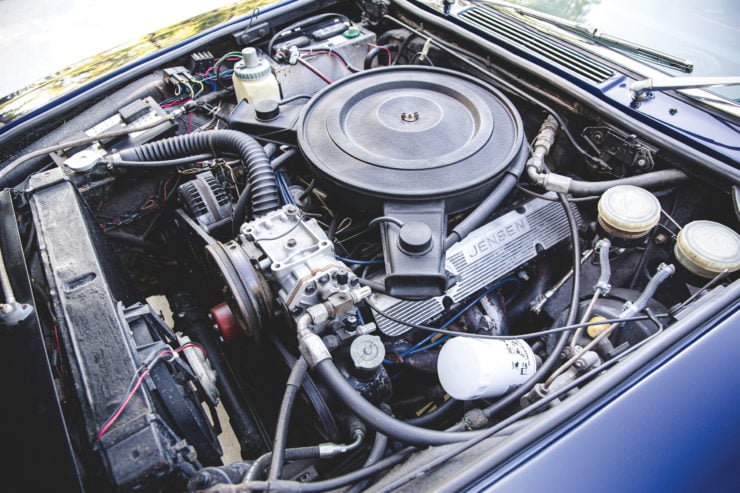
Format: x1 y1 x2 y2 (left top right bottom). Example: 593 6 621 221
188 51 214 74
163 67 198 97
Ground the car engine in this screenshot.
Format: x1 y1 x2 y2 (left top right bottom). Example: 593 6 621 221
1 2 738 491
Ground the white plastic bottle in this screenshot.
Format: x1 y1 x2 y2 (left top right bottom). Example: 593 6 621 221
232 47 280 104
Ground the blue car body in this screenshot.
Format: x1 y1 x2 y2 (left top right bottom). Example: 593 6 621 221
1 1 738 491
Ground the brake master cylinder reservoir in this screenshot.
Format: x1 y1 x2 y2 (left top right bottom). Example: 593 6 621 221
597 185 661 244
437 338 536 400
674 220 740 279
232 47 280 104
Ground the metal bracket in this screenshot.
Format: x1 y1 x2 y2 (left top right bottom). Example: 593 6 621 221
582 126 657 173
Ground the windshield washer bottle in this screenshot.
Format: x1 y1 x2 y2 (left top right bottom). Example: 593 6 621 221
232 47 280 104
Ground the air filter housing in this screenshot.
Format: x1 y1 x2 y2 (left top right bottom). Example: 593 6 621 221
298 66 524 212
298 67 525 296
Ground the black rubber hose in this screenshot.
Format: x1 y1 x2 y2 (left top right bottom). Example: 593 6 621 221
103 230 169 257
445 143 528 249
268 357 308 481
479 193 580 419
244 446 320 482
270 148 298 170
117 130 280 218
364 44 394 69
405 398 460 427
567 169 688 195
313 359 483 445
239 447 415 492
346 431 388 493
392 33 416 65
505 256 553 323
232 148 298 235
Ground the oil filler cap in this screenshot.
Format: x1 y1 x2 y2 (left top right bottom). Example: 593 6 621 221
674 220 740 278
597 185 661 239
398 221 433 254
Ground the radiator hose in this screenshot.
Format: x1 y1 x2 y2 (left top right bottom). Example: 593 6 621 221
111 130 280 218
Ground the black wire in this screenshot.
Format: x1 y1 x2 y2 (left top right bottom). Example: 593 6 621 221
516 185 599 203
368 216 405 229
298 179 316 202
396 192 579 433
392 33 416 65
405 398 460 427
108 153 214 168
462 192 582 422
366 299 667 340
278 94 313 105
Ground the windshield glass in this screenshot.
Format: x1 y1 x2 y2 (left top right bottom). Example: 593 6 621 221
457 0 740 101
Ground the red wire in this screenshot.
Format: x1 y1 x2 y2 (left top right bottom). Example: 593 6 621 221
52 323 61 352
296 57 333 84
161 175 176 202
300 50 349 70
161 98 193 108
368 43 392 66
95 344 207 441
96 349 173 441
177 342 207 357
96 368 150 441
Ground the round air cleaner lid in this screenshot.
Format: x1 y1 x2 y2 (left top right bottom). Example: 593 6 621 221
298 66 525 213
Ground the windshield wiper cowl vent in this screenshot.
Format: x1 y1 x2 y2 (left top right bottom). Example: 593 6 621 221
459 5 614 84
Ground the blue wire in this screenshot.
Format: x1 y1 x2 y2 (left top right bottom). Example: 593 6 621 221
336 256 384 265
395 276 521 359
356 309 365 325
405 335 450 356
275 171 295 205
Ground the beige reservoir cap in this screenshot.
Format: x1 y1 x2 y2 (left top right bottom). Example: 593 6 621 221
598 185 661 239
674 220 740 278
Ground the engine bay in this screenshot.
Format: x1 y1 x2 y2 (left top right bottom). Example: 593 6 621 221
1 2 739 491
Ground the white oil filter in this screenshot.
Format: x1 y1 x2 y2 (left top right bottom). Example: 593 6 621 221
437 338 536 400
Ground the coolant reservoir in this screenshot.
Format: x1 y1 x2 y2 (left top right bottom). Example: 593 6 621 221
437 338 537 400
232 47 280 104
